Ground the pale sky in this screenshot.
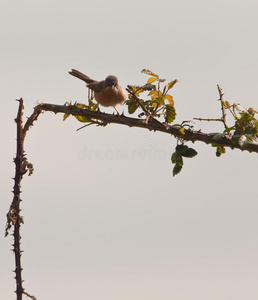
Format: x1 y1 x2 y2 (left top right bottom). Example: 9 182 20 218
1 0 258 299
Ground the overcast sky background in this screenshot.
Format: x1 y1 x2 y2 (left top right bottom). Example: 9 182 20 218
1 0 258 299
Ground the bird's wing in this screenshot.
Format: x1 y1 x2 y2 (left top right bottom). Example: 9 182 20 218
87 81 105 93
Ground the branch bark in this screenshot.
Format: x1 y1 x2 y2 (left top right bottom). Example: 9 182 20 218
6 99 36 300
11 99 24 300
24 102 258 153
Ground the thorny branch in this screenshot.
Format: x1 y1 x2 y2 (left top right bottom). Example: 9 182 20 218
22 105 42 142
6 98 35 300
23 101 258 153
217 84 229 129
193 117 222 122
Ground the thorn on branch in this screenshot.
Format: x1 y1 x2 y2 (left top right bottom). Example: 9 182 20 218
23 290 37 300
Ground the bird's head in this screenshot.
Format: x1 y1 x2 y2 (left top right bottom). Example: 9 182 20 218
105 75 119 88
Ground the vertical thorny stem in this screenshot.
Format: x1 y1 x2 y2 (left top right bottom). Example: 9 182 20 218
6 99 35 300
13 98 25 299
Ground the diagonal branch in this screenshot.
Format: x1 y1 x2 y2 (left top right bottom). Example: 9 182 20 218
217 85 229 129
126 87 169 130
22 105 42 142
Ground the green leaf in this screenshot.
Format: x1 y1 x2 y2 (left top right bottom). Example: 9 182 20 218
245 126 257 135
141 83 156 91
135 88 144 95
176 144 197 158
223 100 231 109
171 152 183 166
176 144 188 155
224 126 235 133
141 69 158 78
216 146 226 157
171 152 177 164
211 143 221 147
239 112 255 121
63 113 70 121
147 77 158 84
165 94 174 106
183 148 198 158
128 101 138 114
152 97 165 107
179 127 185 136
173 163 182 176
167 79 178 90
165 105 176 123
76 103 88 109
89 99 98 111
148 90 159 97
127 85 138 92
75 115 91 123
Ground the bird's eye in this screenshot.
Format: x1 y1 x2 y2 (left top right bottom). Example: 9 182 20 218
107 80 114 86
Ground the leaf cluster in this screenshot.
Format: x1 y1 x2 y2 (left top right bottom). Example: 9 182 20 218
171 144 198 176
63 99 98 123
223 102 258 147
126 69 177 124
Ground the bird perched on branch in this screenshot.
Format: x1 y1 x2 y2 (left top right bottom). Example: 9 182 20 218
69 69 126 114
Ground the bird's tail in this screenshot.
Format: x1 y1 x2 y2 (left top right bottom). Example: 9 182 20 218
69 69 95 84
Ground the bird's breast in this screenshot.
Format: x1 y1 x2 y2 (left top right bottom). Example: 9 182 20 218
94 87 126 107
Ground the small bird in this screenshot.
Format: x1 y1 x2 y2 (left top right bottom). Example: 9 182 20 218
69 69 126 113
